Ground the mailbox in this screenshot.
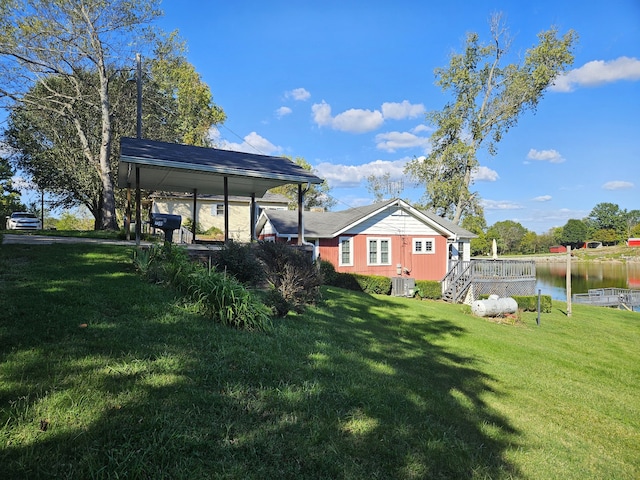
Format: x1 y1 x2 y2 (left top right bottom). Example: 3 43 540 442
150 213 182 243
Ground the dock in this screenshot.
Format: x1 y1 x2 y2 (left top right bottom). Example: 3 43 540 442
572 288 640 310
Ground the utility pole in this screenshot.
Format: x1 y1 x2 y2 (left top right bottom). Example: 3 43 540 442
566 245 572 317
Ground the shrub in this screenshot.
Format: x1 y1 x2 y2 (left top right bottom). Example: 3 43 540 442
211 241 264 286
415 280 442 300
254 241 322 312
353 274 391 295
513 295 552 313
320 262 391 295
186 268 272 331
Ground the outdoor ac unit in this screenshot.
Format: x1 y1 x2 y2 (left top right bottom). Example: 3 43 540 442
392 277 416 297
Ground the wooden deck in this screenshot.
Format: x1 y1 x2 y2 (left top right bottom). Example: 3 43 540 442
442 259 537 303
572 288 640 310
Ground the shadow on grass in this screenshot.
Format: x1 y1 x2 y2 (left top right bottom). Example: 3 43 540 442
0 244 521 479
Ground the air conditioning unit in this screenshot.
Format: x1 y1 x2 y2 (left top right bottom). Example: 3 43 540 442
391 277 416 297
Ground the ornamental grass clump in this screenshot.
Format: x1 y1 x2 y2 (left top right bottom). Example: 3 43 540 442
133 244 272 331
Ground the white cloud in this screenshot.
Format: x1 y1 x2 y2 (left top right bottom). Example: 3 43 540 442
472 166 499 182
285 87 311 101
381 100 425 120
602 180 634 190
332 108 384 133
551 56 640 92
375 131 430 152
527 148 565 163
312 100 425 134
218 131 283 155
533 195 552 202
312 101 384 133
275 106 292 118
311 101 334 127
412 124 432 134
315 158 408 188
482 199 524 210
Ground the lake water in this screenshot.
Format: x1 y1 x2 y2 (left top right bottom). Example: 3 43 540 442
536 261 640 305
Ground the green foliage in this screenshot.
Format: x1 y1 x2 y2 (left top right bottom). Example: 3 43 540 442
55 211 94 231
561 218 588 248
415 280 442 300
133 243 271 331
211 241 264 286
512 295 552 313
487 220 529 254
268 157 335 211
320 261 392 295
0 157 25 222
591 228 620 246
405 14 576 223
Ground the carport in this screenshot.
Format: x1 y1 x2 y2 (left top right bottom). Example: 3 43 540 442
117 137 323 244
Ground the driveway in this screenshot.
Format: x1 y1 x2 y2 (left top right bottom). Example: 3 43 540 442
1 234 150 246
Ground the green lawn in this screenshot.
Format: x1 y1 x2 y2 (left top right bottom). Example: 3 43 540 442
1 243 638 479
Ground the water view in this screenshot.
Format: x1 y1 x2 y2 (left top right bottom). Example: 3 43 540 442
536 261 640 306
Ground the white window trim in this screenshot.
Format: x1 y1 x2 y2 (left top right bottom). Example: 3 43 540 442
211 204 225 216
413 238 436 254
338 236 353 266
367 237 392 266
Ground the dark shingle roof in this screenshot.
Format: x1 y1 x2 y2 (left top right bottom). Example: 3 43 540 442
118 137 323 197
258 199 476 239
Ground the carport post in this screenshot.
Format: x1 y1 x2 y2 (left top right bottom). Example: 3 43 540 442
224 177 229 243
297 184 303 246
192 189 197 243
250 193 256 242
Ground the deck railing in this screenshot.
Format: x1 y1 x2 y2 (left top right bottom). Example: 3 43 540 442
442 259 537 303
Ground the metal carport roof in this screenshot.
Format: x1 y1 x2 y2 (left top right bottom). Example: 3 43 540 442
117 137 323 197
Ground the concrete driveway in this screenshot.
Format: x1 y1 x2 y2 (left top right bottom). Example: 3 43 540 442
1 234 150 246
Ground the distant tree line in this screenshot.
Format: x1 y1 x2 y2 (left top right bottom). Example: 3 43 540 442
463 202 640 256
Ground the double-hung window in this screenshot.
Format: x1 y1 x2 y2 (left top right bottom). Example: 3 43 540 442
413 238 435 254
339 237 353 266
212 204 224 216
367 238 391 265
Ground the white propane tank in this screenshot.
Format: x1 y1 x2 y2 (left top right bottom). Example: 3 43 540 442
471 296 518 317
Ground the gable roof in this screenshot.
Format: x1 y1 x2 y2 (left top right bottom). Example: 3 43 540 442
257 198 476 240
117 137 323 197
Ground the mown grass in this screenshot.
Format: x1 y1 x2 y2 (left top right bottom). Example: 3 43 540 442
0 242 639 479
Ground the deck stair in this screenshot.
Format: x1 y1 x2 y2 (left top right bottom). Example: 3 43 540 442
442 261 473 303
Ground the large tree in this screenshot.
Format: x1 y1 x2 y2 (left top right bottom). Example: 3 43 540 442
0 0 223 229
487 220 528 255
0 156 25 223
406 14 577 224
4 36 225 227
268 157 335 211
561 218 588 248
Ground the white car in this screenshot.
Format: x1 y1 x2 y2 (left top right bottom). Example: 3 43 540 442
6 212 42 230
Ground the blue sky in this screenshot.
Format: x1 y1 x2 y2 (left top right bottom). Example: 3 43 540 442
153 0 640 233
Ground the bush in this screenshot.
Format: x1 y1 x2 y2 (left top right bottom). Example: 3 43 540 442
211 241 264 286
415 280 442 300
353 274 391 295
255 242 322 313
320 261 391 295
513 295 552 313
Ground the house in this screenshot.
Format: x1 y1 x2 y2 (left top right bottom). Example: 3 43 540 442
151 192 289 242
256 198 476 282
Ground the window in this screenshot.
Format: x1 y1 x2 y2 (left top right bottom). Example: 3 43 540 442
339 237 353 266
367 238 391 265
211 204 224 216
413 238 435 254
